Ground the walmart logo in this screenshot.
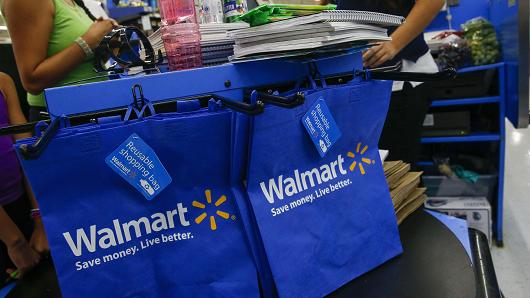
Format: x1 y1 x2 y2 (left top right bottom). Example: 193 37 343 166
260 140 377 204
192 189 234 231
62 189 236 257
347 142 375 175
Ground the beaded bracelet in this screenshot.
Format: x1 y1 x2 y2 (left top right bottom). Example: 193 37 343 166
75 36 94 58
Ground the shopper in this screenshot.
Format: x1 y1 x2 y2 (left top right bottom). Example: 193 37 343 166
0 72 48 282
340 0 444 69
1 0 117 121
328 0 444 165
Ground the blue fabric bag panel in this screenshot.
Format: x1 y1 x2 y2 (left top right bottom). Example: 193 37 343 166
245 79 403 298
231 113 277 297
17 109 260 298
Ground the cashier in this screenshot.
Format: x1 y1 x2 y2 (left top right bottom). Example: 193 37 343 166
1 0 117 121
334 0 444 166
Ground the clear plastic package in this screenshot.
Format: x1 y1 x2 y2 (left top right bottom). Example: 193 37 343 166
461 17 500 66
433 32 472 69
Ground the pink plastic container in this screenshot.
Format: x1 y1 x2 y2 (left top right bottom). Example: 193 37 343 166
158 0 197 24
162 23 203 71
158 0 202 71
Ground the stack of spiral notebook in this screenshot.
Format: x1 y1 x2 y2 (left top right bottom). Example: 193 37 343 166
200 23 249 65
384 161 427 225
148 22 250 66
229 10 404 61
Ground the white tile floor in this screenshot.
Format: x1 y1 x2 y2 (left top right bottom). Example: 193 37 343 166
491 119 530 298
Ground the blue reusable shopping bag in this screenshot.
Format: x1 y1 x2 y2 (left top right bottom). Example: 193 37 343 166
17 102 260 297
245 78 403 297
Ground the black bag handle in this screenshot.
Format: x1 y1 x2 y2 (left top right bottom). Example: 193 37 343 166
15 94 263 159
254 91 305 109
0 121 49 137
210 95 264 116
18 117 62 160
358 67 457 82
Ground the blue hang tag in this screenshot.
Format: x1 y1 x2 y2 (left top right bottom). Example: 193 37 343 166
302 97 342 157
105 133 172 200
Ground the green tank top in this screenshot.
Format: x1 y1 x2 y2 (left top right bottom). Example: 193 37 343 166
28 0 98 107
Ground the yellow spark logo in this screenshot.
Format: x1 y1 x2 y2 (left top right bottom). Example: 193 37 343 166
347 142 375 175
192 189 233 231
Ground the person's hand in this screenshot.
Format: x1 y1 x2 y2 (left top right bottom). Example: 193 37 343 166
6 238 40 279
30 219 49 255
81 17 118 49
108 18 119 27
363 41 400 68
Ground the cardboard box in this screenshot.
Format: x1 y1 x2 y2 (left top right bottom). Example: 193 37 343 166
424 196 492 245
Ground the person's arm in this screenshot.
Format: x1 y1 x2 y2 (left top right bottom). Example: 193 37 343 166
25 179 49 254
2 0 116 95
363 0 445 68
1 73 50 254
0 73 30 140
